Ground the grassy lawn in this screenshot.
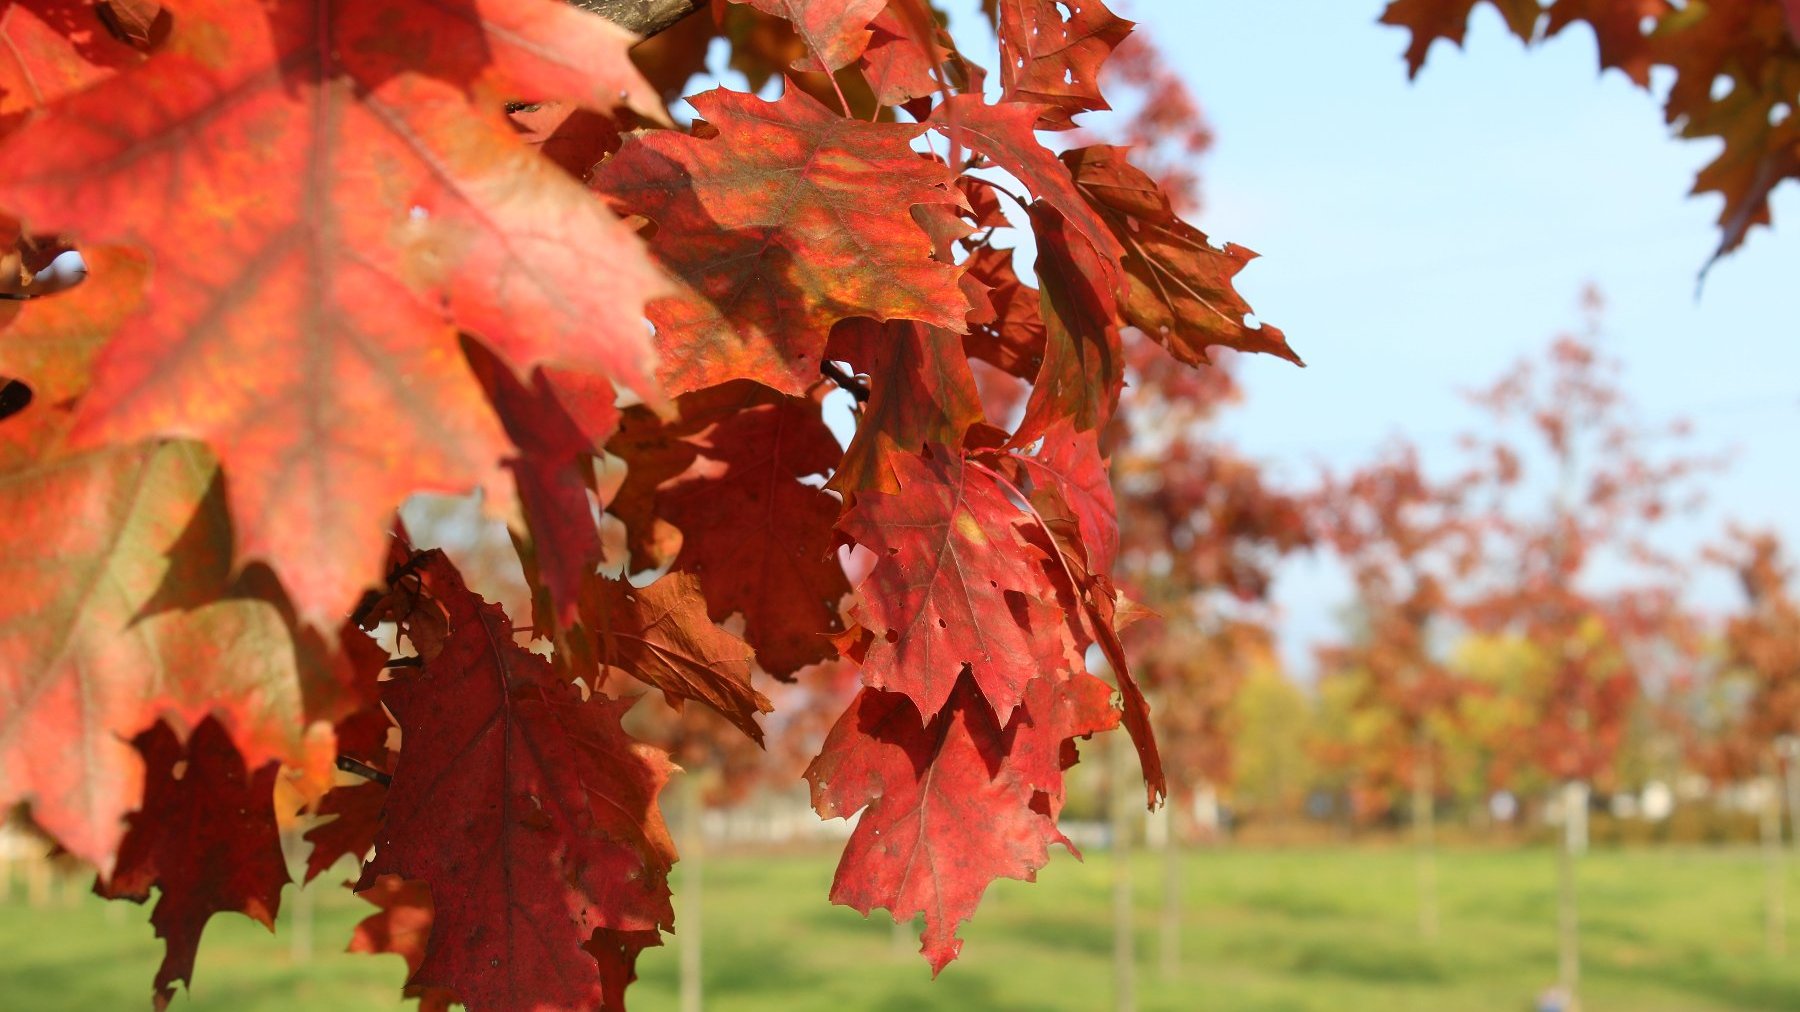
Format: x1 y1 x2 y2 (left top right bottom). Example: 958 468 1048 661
3 844 1799 1010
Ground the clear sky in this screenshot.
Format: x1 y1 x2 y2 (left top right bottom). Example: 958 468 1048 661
1119 1 1800 665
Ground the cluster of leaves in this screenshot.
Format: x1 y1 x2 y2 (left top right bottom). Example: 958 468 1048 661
0 0 1298 1007
1382 0 1800 261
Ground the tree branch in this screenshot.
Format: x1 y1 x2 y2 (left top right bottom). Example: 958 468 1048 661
569 0 707 39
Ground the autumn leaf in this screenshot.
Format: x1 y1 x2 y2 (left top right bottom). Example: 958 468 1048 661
991 0 1133 128
1063 146 1300 368
350 875 458 1012
1381 0 1800 258
860 5 946 106
96 718 290 1012
1545 0 1670 85
1379 0 1540 77
595 84 974 397
464 338 620 631
602 380 850 674
931 95 1124 283
806 671 1115 972
1016 419 1119 577
0 0 140 122
963 246 1047 380
828 318 985 496
359 550 676 1011
0 441 317 873
737 0 885 72
838 444 1075 722
650 387 851 676
303 779 388 884
1012 202 1125 446
0 0 672 625
584 571 771 742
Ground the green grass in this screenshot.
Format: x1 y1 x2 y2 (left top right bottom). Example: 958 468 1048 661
4 845 1800 1010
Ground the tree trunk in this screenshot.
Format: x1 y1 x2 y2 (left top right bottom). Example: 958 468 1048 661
570 0 706 38
1412 732 1438 942
1762 762 1787 957
25 854 49 909
679 770 704 1012
1556 780 1585 1011
290 875 315 964
1112 735 1136 1012
1784 746 1800 855
1158 787 1181 978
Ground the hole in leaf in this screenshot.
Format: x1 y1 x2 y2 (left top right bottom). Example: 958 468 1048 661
0 379 30 422
885 628 900 644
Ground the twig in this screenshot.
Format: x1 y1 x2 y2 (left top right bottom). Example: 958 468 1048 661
336 756 393 787
820 361 871 404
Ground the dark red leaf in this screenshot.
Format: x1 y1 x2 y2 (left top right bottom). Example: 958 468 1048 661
96 718 289 1011
359 550 676 1011
806 670 1115 972
838 445 1075 722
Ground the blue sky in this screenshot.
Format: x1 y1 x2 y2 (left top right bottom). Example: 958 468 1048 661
1123 1 1800 663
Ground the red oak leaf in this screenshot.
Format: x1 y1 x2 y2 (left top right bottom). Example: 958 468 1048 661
359 550 676 1012
1064 147 1300 367
605 384 771 574
349 875 458 1012
963 246 1046 380
96 718 290 1011
737 0 885 72
0 441 317 873
0 0 140 122
829 318 986 496
1023 507 1166 807
991 0 1133 128
603 380 850 673
1016 419 1118 577
594 84 973 397
805 670 1115 972
1009 668 1121 830
584 571 771 743
1012 202 1125 446
1545 0 1671 85
0 0 672 626
931 95 1124 283
1379 0 1541 77
464 338 620 631
838 444 1075 722
511 101 625 181
303 779 387 884
651 388 851 676
860 6 942 105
